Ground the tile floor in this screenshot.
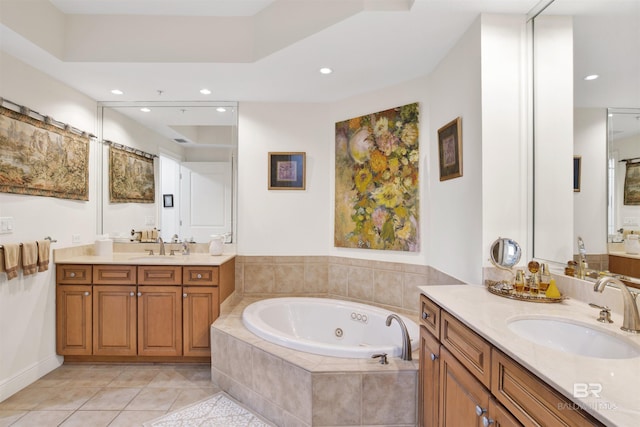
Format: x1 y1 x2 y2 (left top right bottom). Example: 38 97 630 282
0 364 219 427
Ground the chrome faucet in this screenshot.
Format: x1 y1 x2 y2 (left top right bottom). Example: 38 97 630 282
157 237 165 256
386 314 412 361
593 277 640 333
181 241 190 255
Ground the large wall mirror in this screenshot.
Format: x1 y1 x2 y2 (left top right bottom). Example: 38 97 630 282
533 1 640 284
97 101 238 244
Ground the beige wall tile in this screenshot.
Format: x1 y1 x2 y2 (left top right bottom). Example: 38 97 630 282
374 269 403 308
328 264 349 296
304 263 328 293
348 266 374 301
362 372 417 425
275 264 306 293
312 373 361 426
244 264 275 293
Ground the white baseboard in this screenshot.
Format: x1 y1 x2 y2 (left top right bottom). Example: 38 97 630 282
0 354 63 402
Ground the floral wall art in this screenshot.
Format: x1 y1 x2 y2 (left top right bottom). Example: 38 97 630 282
335 103 420 251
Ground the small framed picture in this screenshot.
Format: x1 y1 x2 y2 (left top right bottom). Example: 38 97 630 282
573 156 581 192
438 117 463 181
163 194 174 207
268 152 306 190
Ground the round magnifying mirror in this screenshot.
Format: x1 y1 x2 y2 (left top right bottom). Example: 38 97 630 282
490 237 522 269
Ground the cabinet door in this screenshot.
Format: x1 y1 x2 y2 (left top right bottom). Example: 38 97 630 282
487 399 522 427
439 347 490 427
183 286 219 357
138 285 182 356
420 326 440 427
56 285 92 355
93 285 137 356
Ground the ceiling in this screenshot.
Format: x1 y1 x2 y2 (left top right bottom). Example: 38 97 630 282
0 0 638 141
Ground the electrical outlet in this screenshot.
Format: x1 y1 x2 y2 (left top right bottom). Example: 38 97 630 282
71 234 81 243
624 217 638 226
0 217 14 234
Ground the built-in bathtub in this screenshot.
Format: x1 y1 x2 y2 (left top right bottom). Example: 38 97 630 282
211 296 419 426
242 297 419 359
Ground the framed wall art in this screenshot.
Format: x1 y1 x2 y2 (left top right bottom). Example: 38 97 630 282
163 194 174 207
334 102 420 252
437 117 463 181
573 156 581 192
0 106 90 200
268 152 306 190
624 161 640 205
109 146 155 203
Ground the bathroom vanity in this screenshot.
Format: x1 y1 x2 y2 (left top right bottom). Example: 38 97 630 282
418 285 639 427
54 251 235 363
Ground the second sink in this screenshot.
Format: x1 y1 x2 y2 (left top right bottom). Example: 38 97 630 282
507 316 640 359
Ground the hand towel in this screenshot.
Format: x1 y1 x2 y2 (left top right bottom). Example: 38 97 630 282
21 241 38 276
2 243 20 280
37 240 50 272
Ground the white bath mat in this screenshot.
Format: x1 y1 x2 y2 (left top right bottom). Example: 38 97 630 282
143 392 275 427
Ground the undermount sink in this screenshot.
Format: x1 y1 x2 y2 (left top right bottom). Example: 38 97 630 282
507 317 640 359
127 255 184 261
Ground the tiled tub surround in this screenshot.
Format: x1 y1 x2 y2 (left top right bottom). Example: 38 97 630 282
234 256 464 314
213 256 464 426
212 297 420 427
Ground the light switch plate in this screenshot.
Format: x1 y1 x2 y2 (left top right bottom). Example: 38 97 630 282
0 217 14 234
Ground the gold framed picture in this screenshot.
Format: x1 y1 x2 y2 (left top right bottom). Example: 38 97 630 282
438 117 462 181
268 152 306 190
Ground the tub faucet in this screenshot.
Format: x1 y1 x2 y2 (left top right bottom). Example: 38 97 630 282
593 277 640 333
385 314 412 361
157 237 165 256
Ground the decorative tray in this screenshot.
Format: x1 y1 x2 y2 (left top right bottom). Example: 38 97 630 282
485 280 567 303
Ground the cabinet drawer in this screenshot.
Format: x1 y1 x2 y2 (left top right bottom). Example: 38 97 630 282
57 264 92 284
93 265 137 285
441 311 492 388
491 349 603 426
420 294 441 339
183 266 219 286
138 266 182 285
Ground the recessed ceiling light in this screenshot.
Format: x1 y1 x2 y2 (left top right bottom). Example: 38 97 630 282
111 89 123 95
140 107 151 112
584 74 599 81
319 67 333 75
200 88 212 95
216 107 227 113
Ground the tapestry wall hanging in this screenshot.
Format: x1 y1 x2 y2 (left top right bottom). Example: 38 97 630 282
109 146 155 203
0 106 90 200
335 103 420 251
624 161 640 205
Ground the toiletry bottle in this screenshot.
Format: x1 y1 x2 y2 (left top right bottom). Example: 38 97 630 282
539 263 551 293
514 270 525 294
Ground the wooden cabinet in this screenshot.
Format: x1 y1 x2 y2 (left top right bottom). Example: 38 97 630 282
419 325 440 427
183 286 219 357
93 285 137 356
419 294 602 427
56 260 234 361
56 284 92 355
137 285 182 356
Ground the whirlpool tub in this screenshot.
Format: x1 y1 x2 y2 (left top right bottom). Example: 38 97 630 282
241 297 419 358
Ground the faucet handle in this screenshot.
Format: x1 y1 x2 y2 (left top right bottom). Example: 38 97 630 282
145 249 154 256
371 353 388 365
589 303 613 323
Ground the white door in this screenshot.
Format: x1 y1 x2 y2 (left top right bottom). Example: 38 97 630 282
179 162 232 243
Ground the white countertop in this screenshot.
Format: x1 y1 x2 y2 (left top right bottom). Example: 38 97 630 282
419 284 640 427
54 252 236 266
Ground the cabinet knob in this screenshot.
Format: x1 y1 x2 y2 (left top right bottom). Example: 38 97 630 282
475 405 487 417
422 312 429 319
183 293 188 298
130 292 135 297
430 353 438 361
196 273 202 279
69 272 76 278
482 416 494 427
137 292 142 297
84 291 90 296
